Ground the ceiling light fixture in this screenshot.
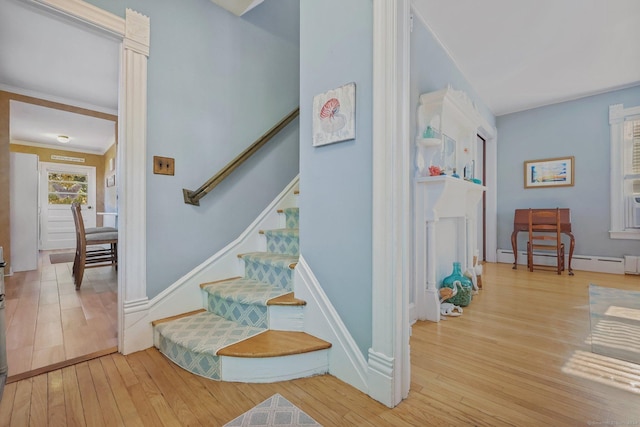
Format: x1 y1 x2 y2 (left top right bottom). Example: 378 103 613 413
57 135 70 143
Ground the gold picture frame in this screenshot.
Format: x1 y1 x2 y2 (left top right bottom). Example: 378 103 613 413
524 156 574 189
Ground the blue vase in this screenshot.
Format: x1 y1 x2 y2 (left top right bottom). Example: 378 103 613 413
440 262 473 306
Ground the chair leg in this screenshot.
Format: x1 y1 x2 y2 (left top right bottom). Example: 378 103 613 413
557 247 564 275
75 249 86 290
111 243 117 267
113 243 116 263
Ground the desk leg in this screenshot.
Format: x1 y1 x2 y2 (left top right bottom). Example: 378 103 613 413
511 230 518 269
568 232 575 275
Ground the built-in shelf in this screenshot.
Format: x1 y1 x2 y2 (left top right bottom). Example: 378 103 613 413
413 87 485 323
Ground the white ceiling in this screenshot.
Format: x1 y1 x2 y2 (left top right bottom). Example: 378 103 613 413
1 0 638 151
412 0 640 116
10 101 116 154
0 0 119 154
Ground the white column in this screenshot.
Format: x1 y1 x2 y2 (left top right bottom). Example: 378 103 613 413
119 9 150 354
369 0 411 408
425 219 440 322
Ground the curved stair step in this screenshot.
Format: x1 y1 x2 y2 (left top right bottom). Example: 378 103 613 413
201 277 290 306
218 330 331 357
200 277 292 328
201 278 306 307
218 330 331 383
237 252 298 269
237 252 298 290
267 293 306 306
155 311 265 380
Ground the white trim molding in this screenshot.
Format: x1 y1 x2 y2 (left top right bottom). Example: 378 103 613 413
27 0 125 36
496 249 625 275
609 103 640 240
119 8 150 355
27 0 151 356
294 256 369 394
370 0 411 408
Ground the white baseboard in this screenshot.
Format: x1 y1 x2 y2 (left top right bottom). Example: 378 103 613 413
294 255 369 394
496 249 625 275
122 176 299 355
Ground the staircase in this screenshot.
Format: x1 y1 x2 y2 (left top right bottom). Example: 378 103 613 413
152 202 332 383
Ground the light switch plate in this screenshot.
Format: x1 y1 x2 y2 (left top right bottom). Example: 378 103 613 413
153 156 175 175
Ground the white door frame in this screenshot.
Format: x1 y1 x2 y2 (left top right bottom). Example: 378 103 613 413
369 0 498 407
27 0 150 354
369 0 411 407
39 161 97 250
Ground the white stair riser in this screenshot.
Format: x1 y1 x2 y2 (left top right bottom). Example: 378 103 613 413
268 305 304 331
220 349 330 383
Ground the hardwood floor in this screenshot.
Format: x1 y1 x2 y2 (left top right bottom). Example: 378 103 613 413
4 250 117 381
1 262 640 426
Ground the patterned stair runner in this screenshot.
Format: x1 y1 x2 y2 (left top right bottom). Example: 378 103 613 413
155 203 307 381
202 277 291 329
239 252 298 291
263 228 299 255
282 207 299 229
156 311 264 380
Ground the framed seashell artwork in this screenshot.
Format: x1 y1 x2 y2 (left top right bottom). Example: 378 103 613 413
312 82 356 147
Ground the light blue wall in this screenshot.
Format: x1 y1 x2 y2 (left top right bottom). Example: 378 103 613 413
410 13 496 142
85 0 300 298
299 0 373 357
496 85 640 258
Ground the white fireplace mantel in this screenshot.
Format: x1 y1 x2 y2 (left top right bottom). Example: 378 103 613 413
414 176 485 322
415 175 485 220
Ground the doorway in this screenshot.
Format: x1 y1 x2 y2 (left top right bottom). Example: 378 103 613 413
39 162 98 251
4 95 119 381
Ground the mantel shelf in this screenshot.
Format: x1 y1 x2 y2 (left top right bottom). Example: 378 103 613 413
415 175 484 185
415 175 485 221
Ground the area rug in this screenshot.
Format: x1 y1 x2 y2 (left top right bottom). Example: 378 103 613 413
589 284 640 365
49 252 75 264
223 393 321 427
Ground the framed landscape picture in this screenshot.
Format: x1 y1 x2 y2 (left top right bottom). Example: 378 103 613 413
524 156 574 188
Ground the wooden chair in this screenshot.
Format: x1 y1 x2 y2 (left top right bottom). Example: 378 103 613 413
85 224 117 234
527 208 565 274
71 203 118 289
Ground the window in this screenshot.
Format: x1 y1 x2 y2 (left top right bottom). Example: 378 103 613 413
47 171 88 205
609 103 640 239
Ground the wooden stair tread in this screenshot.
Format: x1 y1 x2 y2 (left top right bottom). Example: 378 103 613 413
267 293 306 306
237 252 298 270
151 309 206 326
217 330 331 358
199 277 242 289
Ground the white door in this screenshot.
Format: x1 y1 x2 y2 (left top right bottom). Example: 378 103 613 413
39 162 97 250
10 153 39 272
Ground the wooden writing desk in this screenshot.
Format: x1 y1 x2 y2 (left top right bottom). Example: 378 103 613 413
511 208 574 275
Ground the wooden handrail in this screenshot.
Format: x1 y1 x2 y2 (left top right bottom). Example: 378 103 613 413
183 107 299 206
